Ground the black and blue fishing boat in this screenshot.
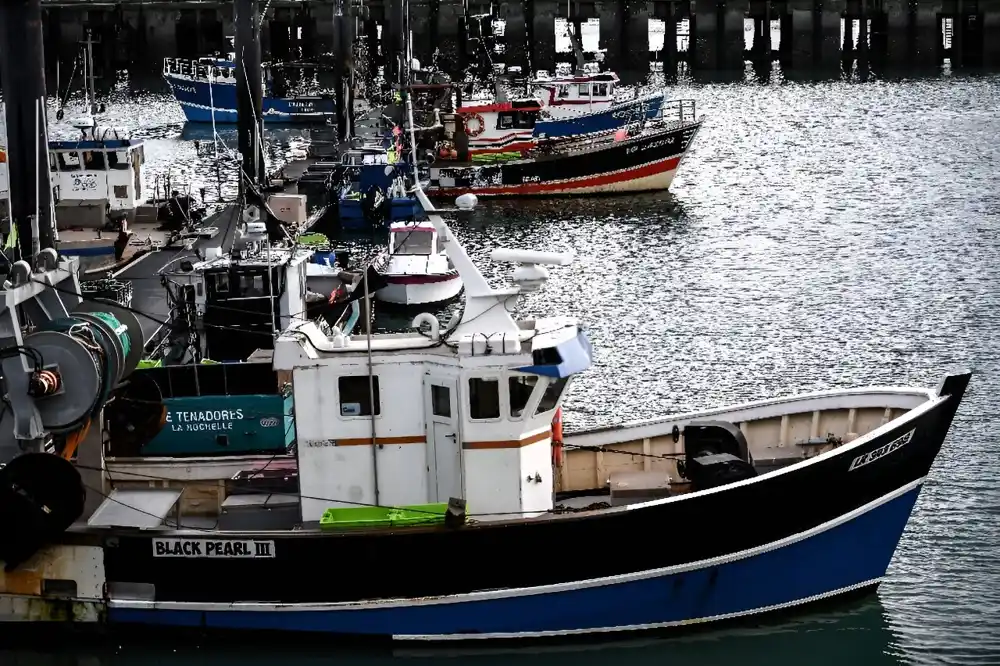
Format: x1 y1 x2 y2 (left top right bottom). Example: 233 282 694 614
0 0 972 645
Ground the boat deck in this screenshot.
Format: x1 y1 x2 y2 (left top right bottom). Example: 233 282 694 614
118 205 242 343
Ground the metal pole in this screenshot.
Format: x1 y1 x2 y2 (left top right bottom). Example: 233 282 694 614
235 0 266 198
0 0 55 254
364 272 380 505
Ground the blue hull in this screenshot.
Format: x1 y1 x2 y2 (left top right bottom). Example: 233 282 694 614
535 93 666 138
164 74 335 124
57 245 114 257
338 198 424 230
107 480 921 639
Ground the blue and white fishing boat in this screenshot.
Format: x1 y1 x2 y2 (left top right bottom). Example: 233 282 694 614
336 146 423 230
530 65 666 139
162 56 336 124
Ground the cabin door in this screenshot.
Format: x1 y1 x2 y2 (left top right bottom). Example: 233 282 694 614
424 377 462 503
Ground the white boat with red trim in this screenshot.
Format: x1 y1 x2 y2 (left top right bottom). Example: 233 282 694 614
374 220 462 306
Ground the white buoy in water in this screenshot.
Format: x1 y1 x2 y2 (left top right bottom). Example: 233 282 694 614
455 193 478 211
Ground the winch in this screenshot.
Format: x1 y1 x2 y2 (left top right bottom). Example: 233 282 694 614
0 250 143 569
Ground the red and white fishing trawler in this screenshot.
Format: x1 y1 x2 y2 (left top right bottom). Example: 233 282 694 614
427 98 702 198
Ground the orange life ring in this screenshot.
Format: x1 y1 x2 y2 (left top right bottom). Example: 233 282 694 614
462 112 486 138
551 406 564 467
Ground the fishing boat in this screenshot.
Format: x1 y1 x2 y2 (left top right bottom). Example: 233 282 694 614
425 99 702 197
162 56 336 124
0 183 971 640
0 0 971 643
0 47 164 271
531 68 666 138
374 220 462 306
336 145 423 230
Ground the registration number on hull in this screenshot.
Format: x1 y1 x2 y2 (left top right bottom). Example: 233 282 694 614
152 538 276 559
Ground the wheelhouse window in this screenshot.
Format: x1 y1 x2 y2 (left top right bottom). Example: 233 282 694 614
535 377 569 415
392 231 434 255
82 150 106 171
109 150 131 170
211 273 230 294
576 84 591 98
56 152 81 172
469 377 500 419
339 376 381 417
509 375 539 418
497 112 536 130
556 85 571 98
592 83 609 97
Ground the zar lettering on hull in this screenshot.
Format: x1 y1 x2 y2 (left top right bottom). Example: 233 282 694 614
848 429 915 471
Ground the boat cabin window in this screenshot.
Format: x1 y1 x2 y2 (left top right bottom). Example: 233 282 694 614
509 375 538 418
497 112 536 130
238 273 268 298
392 231 434 255
339 376 381 417
109 150 131 170
431 385 451 417
56 151 81 172
576 84 591 98
592 83 610 97
468 377 500 420
82 150 106 171
49 152 58 172
535 377 569 415
211 273 231 294
556 85 571 98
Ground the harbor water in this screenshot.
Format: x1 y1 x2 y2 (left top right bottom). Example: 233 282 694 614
14 68 1000 664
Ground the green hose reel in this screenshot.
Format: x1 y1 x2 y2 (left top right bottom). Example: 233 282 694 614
22 298 144 433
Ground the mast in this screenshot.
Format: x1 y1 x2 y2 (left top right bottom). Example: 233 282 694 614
234 0 266 199
332 0 355 143
0 0 55 257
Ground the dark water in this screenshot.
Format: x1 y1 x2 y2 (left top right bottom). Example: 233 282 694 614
21 69 1000 663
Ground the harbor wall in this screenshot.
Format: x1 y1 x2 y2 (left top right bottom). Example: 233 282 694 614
31 0 1000 80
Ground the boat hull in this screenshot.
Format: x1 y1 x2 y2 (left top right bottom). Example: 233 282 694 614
40 373 968 641
105 478 917 638
164 74 335 124
426 121 701 198
375 271 463 306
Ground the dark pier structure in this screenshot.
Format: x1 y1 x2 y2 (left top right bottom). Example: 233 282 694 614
35 0 1000 81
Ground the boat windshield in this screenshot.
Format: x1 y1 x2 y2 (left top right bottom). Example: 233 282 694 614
392 231 434 255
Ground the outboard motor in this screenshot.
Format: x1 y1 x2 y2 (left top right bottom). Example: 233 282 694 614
679 420 757 492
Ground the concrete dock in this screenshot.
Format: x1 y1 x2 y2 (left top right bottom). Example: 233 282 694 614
36 0 1000 79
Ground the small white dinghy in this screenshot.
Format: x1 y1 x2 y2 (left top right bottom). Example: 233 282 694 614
374 220 463 306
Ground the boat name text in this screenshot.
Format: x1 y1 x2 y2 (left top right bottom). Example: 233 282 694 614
625 136 675 155
848 429 915 471
161 409 281 433
152 538 276 558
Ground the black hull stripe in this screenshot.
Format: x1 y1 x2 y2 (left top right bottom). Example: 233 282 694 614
108 476 922 612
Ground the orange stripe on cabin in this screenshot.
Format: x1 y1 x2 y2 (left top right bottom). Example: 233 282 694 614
335 435 426 446
463 430 551 450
